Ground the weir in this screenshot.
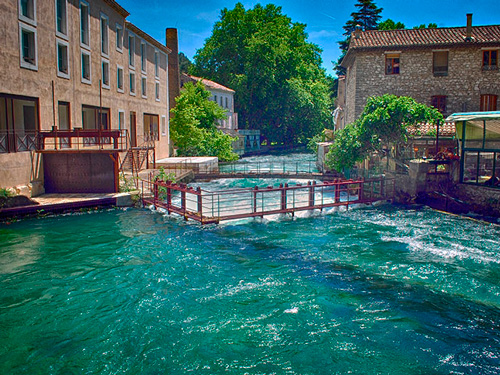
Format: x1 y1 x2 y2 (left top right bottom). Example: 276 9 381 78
142 176 394 224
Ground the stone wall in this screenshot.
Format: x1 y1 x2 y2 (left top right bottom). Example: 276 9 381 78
343 46 500 125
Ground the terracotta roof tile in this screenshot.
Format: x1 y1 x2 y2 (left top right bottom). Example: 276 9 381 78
181 73 235 93
349 25 500 50
408 122 456 137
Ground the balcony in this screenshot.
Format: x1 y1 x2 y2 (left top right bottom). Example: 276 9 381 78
0 129 129 153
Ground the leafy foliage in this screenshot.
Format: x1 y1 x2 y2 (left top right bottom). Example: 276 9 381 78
413 23 438 29
170 82 239 162
325 95 443 172
179 52 192 74
192 3 333 146
378 19 405 30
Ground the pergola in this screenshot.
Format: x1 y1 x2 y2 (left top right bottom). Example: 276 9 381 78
446 111 500 187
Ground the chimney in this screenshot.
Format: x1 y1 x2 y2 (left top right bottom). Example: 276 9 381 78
353 24 362 39
465 13 473 41
166 28 180 113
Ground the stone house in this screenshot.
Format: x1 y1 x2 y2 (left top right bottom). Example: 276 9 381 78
337 14 500 129
180 73 245 155
1 0 177 194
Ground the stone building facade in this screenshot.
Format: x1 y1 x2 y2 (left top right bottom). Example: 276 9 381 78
337 15 500 128
1 0 174 192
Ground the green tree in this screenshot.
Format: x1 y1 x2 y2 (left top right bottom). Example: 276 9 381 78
192 3 333 146
378 19 405 30
413 23 438 29
179 52 192 74
335 0 383 75
170 81 238 161
325 95 443 172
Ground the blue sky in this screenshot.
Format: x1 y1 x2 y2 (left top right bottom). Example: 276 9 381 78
118 0 499 77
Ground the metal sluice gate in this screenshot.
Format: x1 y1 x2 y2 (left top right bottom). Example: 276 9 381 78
142 176 395 224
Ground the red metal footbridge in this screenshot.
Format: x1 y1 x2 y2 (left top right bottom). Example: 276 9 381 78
142 175 394 224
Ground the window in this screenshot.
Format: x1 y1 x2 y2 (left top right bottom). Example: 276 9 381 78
55 0 67 37
431 95 447 114
117 65 124 92
385 53 400 75
141 41 146 73
116 23 123 52
19 24 37 70
80 0 90 48
0 94 39 153
118 110 125 130
154 50 159 77
480 95 498 112
161 115 166 136
81 50 91 83
128 34 135 68
129 72 136 95
100 14 109 56
101 60 110 88
433 51 448 76
155 81 160 101
141 76 147 98
144 113 159 141
57 40 69 78
225 97 228 109
58 101 71 148
214 95 217 102
82 105 109 130
483 50 498 71
19 0 36 26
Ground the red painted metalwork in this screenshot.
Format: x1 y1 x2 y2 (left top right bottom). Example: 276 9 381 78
142 175 394 225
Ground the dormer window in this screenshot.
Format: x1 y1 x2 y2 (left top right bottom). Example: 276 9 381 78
483 50 498 71
385 53 400 75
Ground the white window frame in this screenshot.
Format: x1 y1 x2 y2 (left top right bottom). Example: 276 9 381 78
118 110 125 131
19 23 38 71
56 38 70 79
161 115 166 136
140 41 147 74
19 0 36 26
129 72 136 96
117 64 124 93
79 0 90 50
55 0 68 39
116 23 123 52
155 81 160 102
154 50 159 78
100 13 109 57
101 59 110 89
128 33 135 69
81 49 91 84
141 76 147 98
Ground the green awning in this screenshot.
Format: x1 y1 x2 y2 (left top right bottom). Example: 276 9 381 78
446 111 500 140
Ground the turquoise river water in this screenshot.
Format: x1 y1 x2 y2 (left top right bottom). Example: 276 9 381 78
1 154 500 374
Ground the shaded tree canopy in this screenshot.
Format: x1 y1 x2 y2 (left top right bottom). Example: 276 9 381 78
325 95 443 172
192 3 333 146
170 81 238 161
179 52 192 74
413 23 438 29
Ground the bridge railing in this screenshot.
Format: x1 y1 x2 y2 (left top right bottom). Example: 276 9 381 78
142 176 394 224
213 160 320 175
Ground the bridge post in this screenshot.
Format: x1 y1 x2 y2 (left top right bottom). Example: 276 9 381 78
308 181 315 207
166 182 172 213
334 179 340 203
153 181 158 209
359 178 364 201
180 184 186 216
253 186 258 213
197 187 203 218
281 183 287 211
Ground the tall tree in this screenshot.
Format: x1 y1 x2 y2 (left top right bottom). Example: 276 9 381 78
178 52 192 74
335 0 383 75
192 3 333 146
